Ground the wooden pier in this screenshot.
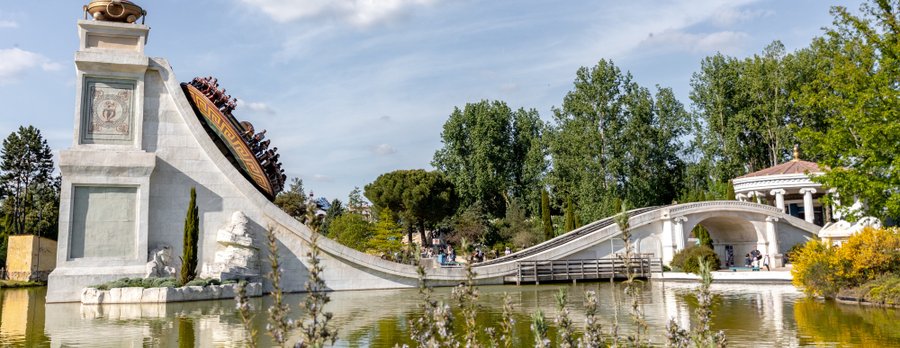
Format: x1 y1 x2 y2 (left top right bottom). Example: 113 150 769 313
511 255 662 285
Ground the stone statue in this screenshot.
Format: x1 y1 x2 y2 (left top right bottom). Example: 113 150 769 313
145 245 179 278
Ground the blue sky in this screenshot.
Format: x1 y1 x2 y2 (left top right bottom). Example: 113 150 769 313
0 0 861 201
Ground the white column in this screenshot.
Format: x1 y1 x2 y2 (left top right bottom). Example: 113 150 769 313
736 193 746 202
753 191 764 204
766 216 780 265
661 218 675 265
800 188 817 224
770 189 786 212
673 217 688 251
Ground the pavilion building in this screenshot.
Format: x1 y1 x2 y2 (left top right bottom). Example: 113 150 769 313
732 147 831 226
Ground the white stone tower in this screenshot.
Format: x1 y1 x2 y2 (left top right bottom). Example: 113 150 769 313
48 10 155 302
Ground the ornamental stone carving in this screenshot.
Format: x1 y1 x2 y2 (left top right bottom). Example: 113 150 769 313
145 244 179 278
81 78 135 144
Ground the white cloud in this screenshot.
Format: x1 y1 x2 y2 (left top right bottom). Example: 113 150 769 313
0 48 61 83
237 0 435 27
712 8 774 27
641 30 750 54
373 143 397 156
237 99 276 114
312 174 334 182
0 20 17 29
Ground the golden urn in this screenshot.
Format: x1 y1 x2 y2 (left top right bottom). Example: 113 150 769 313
84 0 146 23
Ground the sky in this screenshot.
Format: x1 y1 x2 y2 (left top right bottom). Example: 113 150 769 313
0 0 863 201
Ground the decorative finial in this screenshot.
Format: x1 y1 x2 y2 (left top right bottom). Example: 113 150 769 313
792 144 800 161
84 1 147 24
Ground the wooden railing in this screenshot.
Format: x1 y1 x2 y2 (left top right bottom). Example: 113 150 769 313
514 254 661 285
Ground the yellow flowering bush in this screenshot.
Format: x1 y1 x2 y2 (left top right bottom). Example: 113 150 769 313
792 227 900 299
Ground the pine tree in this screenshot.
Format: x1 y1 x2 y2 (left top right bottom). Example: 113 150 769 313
180 187 199 284
541 189 552 240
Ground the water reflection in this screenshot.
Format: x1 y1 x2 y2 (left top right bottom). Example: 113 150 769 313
0 282 898 347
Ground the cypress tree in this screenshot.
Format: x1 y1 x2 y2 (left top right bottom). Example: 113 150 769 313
725 180 736 200
180 187 199 285
541 189 553 240
564 196 575 233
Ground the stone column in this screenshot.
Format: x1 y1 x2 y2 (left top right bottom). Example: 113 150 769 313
765 216 780 266
736 193 747 202
770 189 786 212
753 191 764 204
661 218 675 265
673 217 688 251
800 188 817 224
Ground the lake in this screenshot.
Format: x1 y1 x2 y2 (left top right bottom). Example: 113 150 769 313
1 281 898 347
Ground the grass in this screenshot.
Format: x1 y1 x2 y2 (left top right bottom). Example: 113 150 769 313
0 280 44 288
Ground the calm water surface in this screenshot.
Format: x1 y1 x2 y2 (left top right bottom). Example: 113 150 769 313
1 281 899 347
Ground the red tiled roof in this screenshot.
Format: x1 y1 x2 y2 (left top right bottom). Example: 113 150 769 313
738 159 822 179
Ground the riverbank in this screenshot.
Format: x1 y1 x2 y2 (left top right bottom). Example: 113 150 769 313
0 280 45 288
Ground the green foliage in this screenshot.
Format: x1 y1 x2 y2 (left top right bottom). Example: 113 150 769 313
449 202 495 246
670 246 721 275
433 100 546 218
368 209 403 255
794 2 900 220
0 125 59 239
274 177 306 220
500 199 542 248
90 277 181 290
364 169 457 245
329 212 373 251
563 196 575 233
694 225 713 249
839 273 900 306
548 60 689 223
540 188 553 240
180 187 200 285
320 198 344 236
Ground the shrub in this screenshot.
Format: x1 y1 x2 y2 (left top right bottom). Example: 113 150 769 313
670 246 720 275
790 240 841 298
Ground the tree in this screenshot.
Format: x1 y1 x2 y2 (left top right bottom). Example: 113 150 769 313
180 187 199 285
320 199 344 236
541 188 553 240
449 202 494 246
347 186 366 212
433 100 546 218
368 208 403 255
274 177 306 220
364 170 458 245
564 196 576 233
501 199 542 249
328 213 372 251
0 125 58 238
548 60 688 223
795 2 900 220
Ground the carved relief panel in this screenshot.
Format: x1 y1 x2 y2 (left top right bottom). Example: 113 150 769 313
80 78 136 144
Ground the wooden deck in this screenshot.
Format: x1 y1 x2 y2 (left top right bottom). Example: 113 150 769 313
510 255 662 285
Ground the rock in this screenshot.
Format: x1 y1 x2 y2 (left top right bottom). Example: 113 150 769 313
81 288 105 305
199 211 261 281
